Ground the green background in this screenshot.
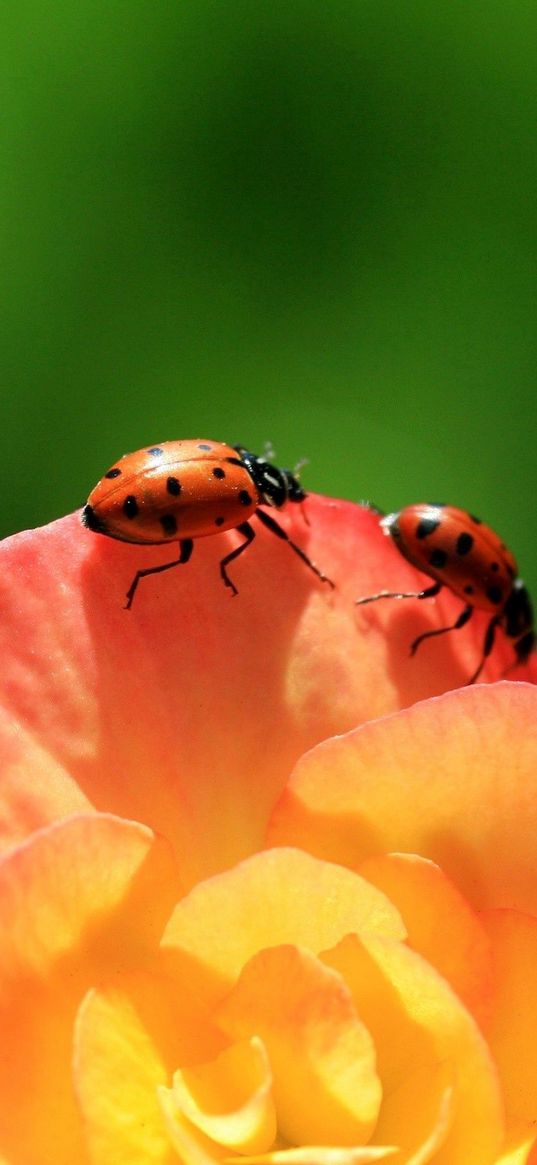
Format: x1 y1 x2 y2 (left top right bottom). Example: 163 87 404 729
3 2 537 591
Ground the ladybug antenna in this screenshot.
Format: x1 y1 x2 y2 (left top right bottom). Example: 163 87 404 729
263 440 276 462
293 455 309 479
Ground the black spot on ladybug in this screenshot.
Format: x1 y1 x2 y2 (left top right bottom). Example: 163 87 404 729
506 564 515 578
198 443 213 451
123 496 139 519
105 467 122 479
160 514 178 536
147 447 164 457
225 456 244 467
239 490 253 506
464 585 475 595
213 467 226 480
167 476 181 496
487 585 503 605
456 533 474 556
490 561 499 572
416 516 441 539
429 548 448 568
468 513 482 524
215 516 225 527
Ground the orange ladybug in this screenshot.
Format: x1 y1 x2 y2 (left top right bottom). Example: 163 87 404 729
82 439 334 608
356 503 534 684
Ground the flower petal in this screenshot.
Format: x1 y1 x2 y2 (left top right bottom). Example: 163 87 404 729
0 814 178 1165
218 944 382 1147
0 703 91 854
480 909 537 1121
0 502 387 882
324 933 504 1165
74 983 174 1165
227 1149 397 1165
0 813 179 986
161 848 405 1006
167 1036 276 1154
269 683 537 913
357 853 494 1027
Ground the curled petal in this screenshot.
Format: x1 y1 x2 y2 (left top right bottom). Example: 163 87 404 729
324 933 504 1165
218 944 382 1147
167 1037 276 1154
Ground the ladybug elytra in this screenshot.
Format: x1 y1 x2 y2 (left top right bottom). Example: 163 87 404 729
356 503 534 684
82 439 334 608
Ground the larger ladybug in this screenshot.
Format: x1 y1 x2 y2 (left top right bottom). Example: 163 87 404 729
356 503 534 684
82 439 334 608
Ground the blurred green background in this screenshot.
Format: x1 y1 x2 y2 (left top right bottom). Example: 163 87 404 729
3 2 537 589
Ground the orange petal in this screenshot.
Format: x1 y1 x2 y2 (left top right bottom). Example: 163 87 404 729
494 1119 537 1165
0 814 178 1165
73 983 174 1164
4 499 529 883
161 848 405 1006
269 683 537 914
166 1036 276 1154
357 853 494 1027
324 933 504 1165
480 909 537 1121
0 813 179 987
218 944 382 1147
0 703 92 854
0 502 393 883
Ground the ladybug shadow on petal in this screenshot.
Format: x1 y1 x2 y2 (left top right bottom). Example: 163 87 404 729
355 584 511 702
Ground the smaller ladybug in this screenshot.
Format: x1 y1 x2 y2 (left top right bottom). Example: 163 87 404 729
82 439 334 608
356 503 534 684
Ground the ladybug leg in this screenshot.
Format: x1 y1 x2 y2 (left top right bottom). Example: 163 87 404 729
465 614 499 685
219 522 256 596
409 602 473 656
356 581 442 606
255 509 335 588
124 539 194 609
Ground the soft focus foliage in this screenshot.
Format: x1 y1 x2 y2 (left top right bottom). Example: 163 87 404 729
3 2 537 596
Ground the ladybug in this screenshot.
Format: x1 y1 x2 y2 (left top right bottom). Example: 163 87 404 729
356 503 534 684
82 439 334 608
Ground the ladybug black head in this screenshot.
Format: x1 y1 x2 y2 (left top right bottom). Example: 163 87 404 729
502 579 535 662
234 446 305 509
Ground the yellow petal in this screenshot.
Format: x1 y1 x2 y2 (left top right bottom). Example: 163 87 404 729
218 944 382 1147
73 983 174 1165
358 853 493 1028
168 1036 276 1154
0 814 178 1165
162 848 405 1007
481 909 537 1121
324 933 504 1165
230 1147 397 1164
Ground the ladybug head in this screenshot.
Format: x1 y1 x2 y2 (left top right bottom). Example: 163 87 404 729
234 447 305 509
502 578 535 663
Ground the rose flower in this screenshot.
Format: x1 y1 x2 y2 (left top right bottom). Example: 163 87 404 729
0 494 535 1164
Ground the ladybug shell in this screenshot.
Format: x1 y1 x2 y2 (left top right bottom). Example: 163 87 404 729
383 503 518 614
85 440 260 544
